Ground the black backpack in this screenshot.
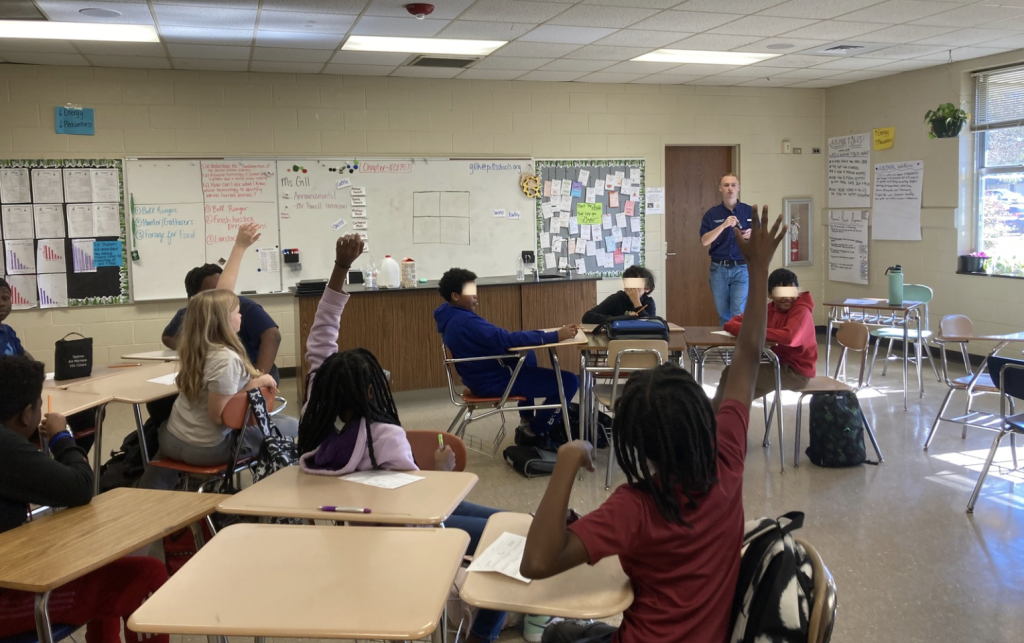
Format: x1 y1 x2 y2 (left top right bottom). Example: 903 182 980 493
502 445 557 478
99 399 167 492
597 315 670 340
806 391 877 467
549 402 610 449
731 511 814 643
245 389 299 484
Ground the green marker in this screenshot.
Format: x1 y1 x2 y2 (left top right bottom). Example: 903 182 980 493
438 433 445 450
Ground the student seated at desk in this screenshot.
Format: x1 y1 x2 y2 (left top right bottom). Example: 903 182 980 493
140 224 297 491
434 268 579 449
519 207 785 643
582 266 657 324
711 268 815 411
0 355 169 643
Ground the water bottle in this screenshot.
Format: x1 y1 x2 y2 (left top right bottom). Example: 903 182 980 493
886 265 903 306
362 261 377 289
515 256 525 281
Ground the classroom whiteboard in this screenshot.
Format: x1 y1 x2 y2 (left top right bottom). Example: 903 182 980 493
126 157 535 301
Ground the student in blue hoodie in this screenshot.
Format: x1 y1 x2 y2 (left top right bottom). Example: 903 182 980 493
434 268 579 449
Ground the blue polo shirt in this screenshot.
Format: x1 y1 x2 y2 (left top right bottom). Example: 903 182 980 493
700 202 752 262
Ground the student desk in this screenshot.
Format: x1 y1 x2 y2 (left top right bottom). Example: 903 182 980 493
216 465 478 525
823 298 924 410
460 512 633 620
43 364 150 390
120 350 178 361
128 523 469 642
0 488 225 643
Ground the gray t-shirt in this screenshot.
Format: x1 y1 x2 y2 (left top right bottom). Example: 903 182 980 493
166 347 250 447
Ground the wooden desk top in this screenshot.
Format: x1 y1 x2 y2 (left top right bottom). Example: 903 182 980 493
460 513 633 619
683 326 736 348
120 350 178 361
0 488 225 592
216 466 478 525
938 332 1024 343
824 298 923 311
508 329 590 352
64 361 178 404
579 322 685 333
128 523 469 640
45 390 113 416
44 364 153 390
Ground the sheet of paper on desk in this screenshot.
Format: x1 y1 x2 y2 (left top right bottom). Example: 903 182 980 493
467 532 532 583
341 470 423 489
147 372 179 385
843 298 878 306
712 330 735 337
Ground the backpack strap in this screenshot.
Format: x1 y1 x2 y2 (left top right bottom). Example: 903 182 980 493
777 511 805 535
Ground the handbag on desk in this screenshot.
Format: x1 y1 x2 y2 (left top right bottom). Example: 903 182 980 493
54 332 93 381
599 315 670 341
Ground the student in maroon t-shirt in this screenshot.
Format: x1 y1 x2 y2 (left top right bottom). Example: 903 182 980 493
520 206 787 643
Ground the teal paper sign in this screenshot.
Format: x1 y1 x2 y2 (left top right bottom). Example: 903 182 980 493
93 240 123 267
55 107 95 135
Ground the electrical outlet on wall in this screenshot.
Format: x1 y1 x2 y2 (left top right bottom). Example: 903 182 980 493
812 147 821 154
782 140 792 154
793 147 802 154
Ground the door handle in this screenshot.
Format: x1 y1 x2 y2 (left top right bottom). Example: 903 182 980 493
666 252 677 256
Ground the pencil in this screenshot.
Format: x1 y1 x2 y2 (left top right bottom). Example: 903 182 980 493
47 394 52 414
109 363 142 368
636 305 647 314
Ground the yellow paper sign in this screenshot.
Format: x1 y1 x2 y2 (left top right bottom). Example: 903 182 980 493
873 127 894 150
576 202 603 225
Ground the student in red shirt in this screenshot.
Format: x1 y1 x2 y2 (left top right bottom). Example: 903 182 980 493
711 268 816 411
520 207 787 643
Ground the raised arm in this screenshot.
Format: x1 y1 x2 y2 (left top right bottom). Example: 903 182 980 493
306 235 364 377
719 205 786 408
216 222 262 293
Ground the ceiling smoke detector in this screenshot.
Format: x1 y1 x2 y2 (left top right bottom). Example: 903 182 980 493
405 4 434 20
79 7 123 18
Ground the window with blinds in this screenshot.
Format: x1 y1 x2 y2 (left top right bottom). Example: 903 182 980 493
973 66 1024 132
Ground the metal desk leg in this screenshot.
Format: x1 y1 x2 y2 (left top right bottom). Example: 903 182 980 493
824 309 836 377
91 403 108 495
34 591 54 643
133 403 151 465
549 349 572 443
902 315 909 410
767 351 785 474
917 311 924 398
578 351 589 445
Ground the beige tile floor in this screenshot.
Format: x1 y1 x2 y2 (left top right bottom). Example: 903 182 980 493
89 343 1024 643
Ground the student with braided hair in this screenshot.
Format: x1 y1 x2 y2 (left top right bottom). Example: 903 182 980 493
519 206 787 643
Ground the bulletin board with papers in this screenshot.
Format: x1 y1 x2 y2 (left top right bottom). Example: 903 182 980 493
0 159 128 309
535 159 645 276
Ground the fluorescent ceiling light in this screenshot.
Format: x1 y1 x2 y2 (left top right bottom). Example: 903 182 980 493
632 49 779 66
0 20 159 42
343 35 505 56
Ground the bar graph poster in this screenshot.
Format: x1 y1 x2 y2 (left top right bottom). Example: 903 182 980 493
5 239 35 274
37 273 68 308
36 238 66 274
6 275 36 310
72 239 97 273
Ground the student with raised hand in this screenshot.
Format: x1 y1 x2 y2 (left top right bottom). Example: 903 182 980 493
139 223 295 490
0 355 169 643
434 268 580 449
519 206 786 643
582 266 657 324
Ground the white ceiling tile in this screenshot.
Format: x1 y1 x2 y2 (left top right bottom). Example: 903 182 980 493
667 33 762 50
631 75 706 84
252 47 333 63
980 15 1024 31
257 11 356 34
438 21 537 40
351 17 449 37
576 71 651 83
152 4 257 28
602 60 681 73
773 67 845 79
87 55 172 69
390 65 462 78
675 0 784 13
738 76 801 86
858 43 951 58
661 63 741 75
786 79 852 88
539 59 616 72
35 1 155 24
595 29 692 48
365 0 475 20
153 1 257 6
548 5 662 28
686 75 743 85
322 63 397 75
760 0 888 20
812 57 896 70
517 70 589 82
911 4 1024 28
835 0 961 25
712 65 798 77
160 26 254 46
982 34 1024 49
72 42 167 57
913 46 1014 62
752 53 833 67
856 24 956 44
732 37 831 53
473 56 552 70
331 51 409 65
261 0 367 13
631 10 743 32
172 58 250 72
249 61 325 73
826 69 901 82
709 16 819 37
0 39 78 53
519 25 618 44
461 1 573 23
0 52 90 66
912 28 1019 47
780 21 883 40
491 42 581 58
584 0 683 9
255 30 344 49
167 44 251 60
564 45 653 60
860 58 940 72
456 69 526 80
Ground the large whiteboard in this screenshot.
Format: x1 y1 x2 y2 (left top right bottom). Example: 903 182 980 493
127 157 535 301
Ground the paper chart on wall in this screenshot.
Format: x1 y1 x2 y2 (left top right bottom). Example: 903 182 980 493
828 210 869 285
0 168 31 204
34 204 66 238
1 205 34 239
872 161 922 241
828 133 871 208
31 169 64 204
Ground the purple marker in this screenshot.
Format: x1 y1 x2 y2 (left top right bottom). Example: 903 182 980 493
319 506 372 514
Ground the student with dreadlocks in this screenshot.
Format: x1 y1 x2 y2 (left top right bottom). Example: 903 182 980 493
519 206 787 643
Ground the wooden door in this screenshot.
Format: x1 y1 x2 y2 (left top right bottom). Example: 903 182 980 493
665 146 733 326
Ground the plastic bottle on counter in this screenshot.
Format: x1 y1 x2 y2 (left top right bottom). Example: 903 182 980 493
379 255 401 288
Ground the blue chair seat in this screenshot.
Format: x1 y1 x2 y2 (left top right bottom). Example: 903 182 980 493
1 624 78 643
870 327 932 340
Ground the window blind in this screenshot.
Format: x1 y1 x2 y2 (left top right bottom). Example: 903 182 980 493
973 65 1024 131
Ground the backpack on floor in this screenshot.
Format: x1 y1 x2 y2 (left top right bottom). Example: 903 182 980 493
551 402 610 449
503 445 557 478
731 511 813 643
806 391 876 467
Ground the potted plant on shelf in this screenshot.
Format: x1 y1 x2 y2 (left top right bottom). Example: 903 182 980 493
957 251 989 274
924 103 969 139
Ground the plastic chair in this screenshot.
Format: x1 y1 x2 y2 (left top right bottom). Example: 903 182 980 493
791 322 884 467
795 538 837 643
591 340 667 489
966 356 1024 512
868 284 940 384
0 624 79 643
923 315 1014 451
406 430 468 472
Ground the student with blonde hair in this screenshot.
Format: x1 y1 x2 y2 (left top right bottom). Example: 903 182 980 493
140 224 297 490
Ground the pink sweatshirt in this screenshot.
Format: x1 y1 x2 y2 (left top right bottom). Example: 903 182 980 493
299 286 419 475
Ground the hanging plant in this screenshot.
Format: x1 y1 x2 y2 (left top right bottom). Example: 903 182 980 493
924 103 969 139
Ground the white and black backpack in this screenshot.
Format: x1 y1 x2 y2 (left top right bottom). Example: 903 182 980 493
731 511 814 643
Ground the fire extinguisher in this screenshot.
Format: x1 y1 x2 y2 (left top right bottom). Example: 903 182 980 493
789 220 800 261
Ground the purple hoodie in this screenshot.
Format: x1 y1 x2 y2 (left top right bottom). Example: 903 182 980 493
300 286 418 475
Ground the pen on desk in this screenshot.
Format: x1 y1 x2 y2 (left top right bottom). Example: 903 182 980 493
319 506 372 514
109 363 142 368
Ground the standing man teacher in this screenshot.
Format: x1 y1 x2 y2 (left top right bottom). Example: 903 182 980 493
700 173 753 326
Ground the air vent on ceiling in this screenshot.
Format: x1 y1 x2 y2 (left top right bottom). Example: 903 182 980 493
407 55 480 68
808 42 889 56
825 45 864 52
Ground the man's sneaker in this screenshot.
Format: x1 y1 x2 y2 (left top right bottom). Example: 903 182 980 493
522 615 560 642
515 426 549 449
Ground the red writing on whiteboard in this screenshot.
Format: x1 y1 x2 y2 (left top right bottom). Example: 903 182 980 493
360 162 412 173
